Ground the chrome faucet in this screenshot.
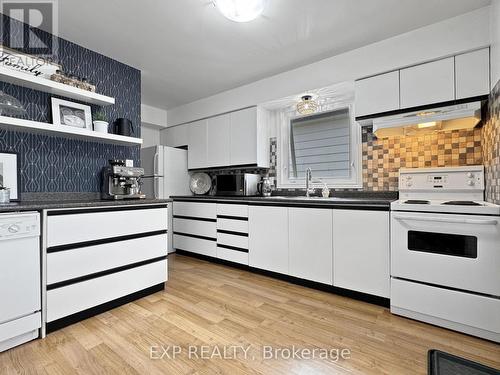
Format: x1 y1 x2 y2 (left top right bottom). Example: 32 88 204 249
305 168 315 197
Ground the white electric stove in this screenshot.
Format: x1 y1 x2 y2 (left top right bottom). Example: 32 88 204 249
390 166 500 343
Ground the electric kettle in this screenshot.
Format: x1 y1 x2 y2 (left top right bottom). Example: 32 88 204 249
257 177 273 197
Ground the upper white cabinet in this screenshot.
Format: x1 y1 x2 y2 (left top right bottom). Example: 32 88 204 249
355 71 400 117
187 119 207 169
248 206 289 274
332 210 390 298
455 48 490 99
400 57 455 109
161 124 188 148
354 48 490 117
289 208 333 285
186 107 269 170
229 107 269 168
207 114 231 167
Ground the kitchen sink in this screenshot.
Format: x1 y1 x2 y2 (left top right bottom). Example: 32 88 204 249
266 196 348 200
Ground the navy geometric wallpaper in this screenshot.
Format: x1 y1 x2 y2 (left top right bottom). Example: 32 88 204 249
0 13 141 193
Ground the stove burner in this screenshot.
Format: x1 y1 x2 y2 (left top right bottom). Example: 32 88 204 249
404 200 430 205
442 201 482 206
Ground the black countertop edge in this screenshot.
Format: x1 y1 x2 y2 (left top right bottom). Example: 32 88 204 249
170 195 394 210
0 198 171 213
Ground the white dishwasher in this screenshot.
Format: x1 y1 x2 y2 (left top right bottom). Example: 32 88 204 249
0 212 41 352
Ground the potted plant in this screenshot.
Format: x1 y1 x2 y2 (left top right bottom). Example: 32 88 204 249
93 111 109 133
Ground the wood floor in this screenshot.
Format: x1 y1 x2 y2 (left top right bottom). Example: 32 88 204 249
1 254 499 375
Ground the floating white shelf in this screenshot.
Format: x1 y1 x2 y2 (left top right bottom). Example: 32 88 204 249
0 66 115 106
0 116 142 146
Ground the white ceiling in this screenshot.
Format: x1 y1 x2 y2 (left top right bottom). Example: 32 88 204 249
56 0 491 109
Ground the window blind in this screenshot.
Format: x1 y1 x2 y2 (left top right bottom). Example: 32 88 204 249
289 108 351 179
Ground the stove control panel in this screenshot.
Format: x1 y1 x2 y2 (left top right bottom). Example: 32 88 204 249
399 166 484 191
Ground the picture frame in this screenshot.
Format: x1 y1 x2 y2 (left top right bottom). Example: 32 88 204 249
51 98 92 129
0 151 20 201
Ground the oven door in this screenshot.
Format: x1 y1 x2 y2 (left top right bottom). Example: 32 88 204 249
391 211 500 296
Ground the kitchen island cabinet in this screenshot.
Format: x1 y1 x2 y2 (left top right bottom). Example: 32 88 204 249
43 203 168 334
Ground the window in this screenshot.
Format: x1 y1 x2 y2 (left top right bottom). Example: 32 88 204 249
278 97 361 188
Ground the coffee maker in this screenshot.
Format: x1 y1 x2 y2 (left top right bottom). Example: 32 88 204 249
101 160 146 200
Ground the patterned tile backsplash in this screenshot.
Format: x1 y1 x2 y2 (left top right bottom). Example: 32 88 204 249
482 80 500 204
0 14 141 193
360 126 482 191
267 126 483 193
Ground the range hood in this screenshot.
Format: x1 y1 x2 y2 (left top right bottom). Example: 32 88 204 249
371 101 482 138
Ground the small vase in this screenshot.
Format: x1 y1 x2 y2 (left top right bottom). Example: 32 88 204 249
93 121 109 133
0 188 10 204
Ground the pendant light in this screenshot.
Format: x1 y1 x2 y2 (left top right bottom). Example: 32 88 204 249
296 95 318 115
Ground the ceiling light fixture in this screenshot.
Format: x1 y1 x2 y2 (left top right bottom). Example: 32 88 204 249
213 0 267 22
296 95 318 115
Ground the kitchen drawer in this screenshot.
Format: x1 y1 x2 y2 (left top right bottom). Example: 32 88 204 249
173 202 216 219
216 204 248 218
391 278 500 342
217 232 248 249
173 218 216 238
47 234 167 285
216 218 248 233
217 246 248 265
47 207 168 247
174 234 216 257
47 260 166 322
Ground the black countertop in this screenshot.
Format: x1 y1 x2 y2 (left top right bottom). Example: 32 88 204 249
0 197 170 213
170 193 396 210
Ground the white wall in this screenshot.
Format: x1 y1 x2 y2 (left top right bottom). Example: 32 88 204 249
141 124 161 148
141 104 167 128
167 6 491 127
491 0 500 87
141 104 167 148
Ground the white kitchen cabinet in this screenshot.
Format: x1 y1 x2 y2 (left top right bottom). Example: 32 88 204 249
289 208 333 284
187 119 207 169
332 210 390 298
355 71 400 117
173 201 216 219
186 107 269 169
455 48 490 99
47 260 166 323
400 57 455 109
230 107 268 167
248 206 288 274
44 205 169 331
47 206 168 247
161 124 188 148
207 114 231 167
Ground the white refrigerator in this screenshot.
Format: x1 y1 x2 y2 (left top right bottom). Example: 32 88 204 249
141 146 191 253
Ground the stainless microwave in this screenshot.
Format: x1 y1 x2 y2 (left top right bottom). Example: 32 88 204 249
216 174 260 196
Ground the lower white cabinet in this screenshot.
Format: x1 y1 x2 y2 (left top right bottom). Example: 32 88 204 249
44 204 169 330
332 210 390 298
47 234 167 284
174 234 216 257
289 208 333 284
248 206 289 274
47 260 166 323
175 201 391 300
